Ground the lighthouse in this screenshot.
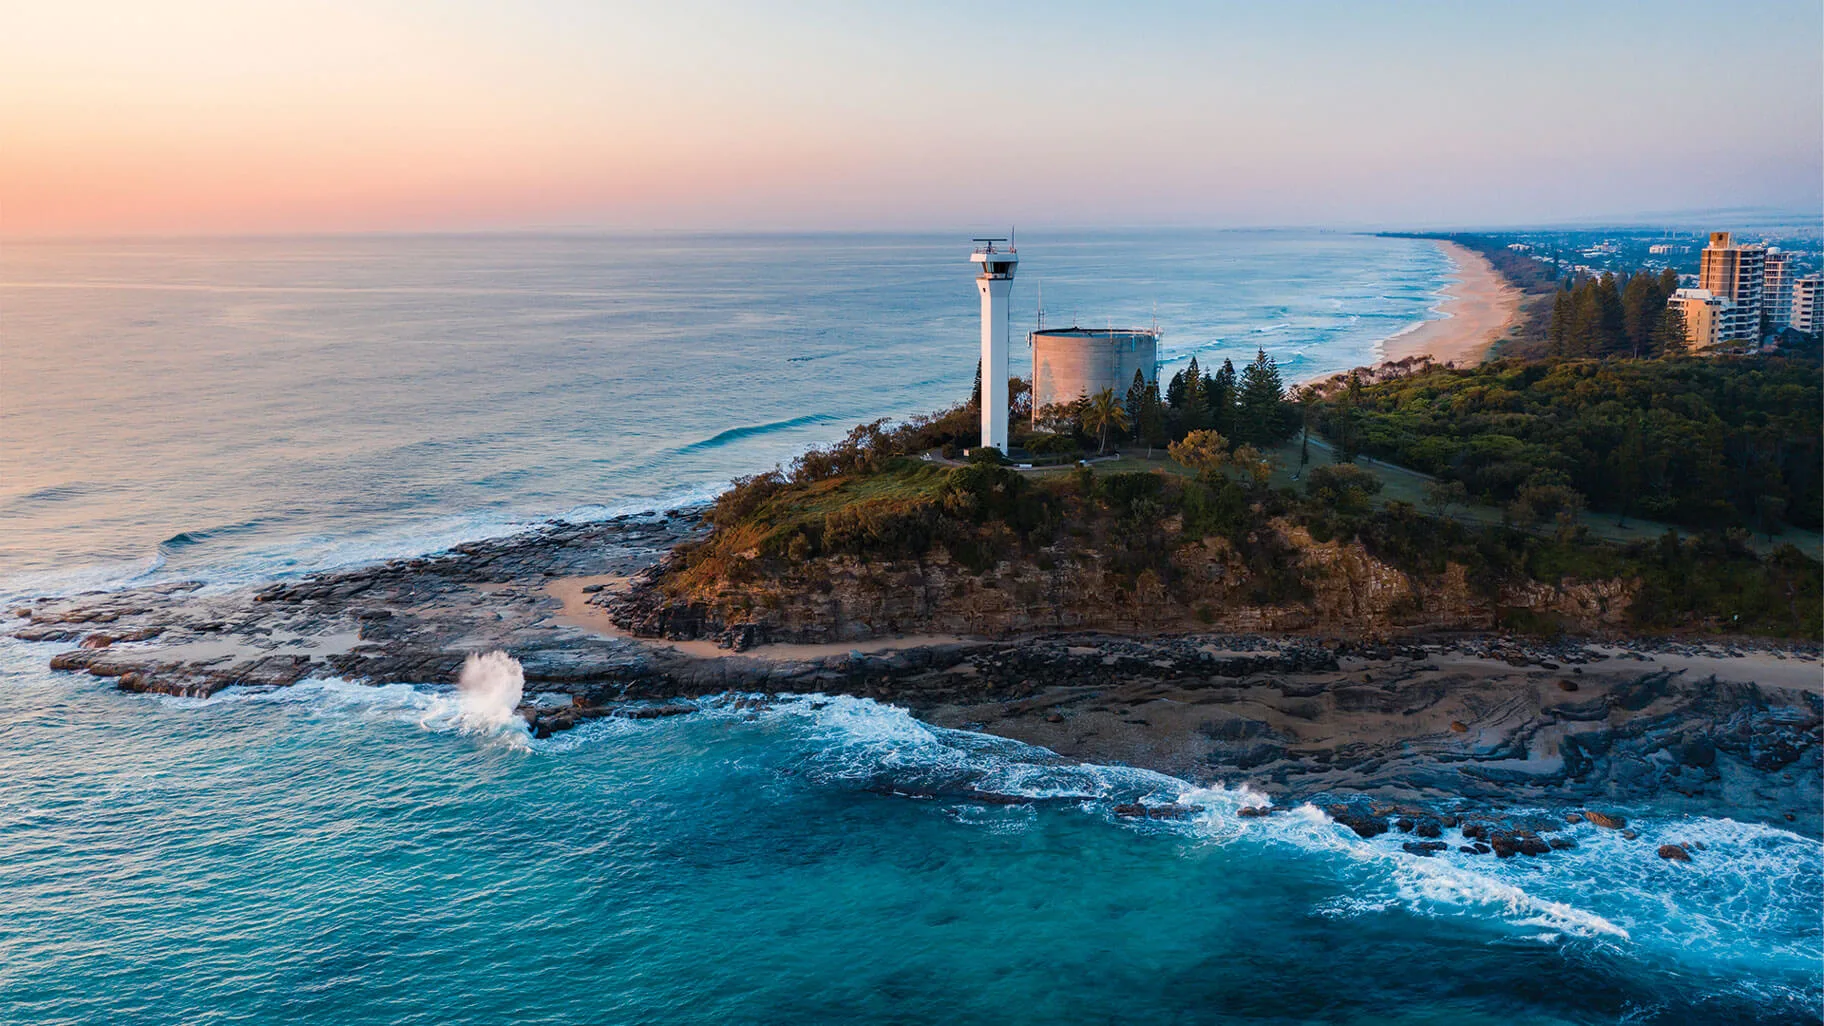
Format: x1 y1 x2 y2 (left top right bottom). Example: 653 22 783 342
970 237 1018 453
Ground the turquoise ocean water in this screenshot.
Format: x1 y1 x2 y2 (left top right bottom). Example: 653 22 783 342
1 232 1817 1023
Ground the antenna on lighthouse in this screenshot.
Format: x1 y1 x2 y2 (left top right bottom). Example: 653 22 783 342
1037 281 1045 332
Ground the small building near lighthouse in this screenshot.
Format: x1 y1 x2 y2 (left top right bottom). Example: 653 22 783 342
1028 326 1159 421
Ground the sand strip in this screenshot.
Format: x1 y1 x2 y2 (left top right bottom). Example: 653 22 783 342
1378 240 1520 367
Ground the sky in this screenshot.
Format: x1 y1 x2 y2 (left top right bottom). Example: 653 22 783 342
3 0 1819 236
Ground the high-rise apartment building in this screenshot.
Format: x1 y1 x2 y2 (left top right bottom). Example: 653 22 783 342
1668 288 1724 350
1793 275 1822 335
1697 231 1765 342
1763 249 1797 328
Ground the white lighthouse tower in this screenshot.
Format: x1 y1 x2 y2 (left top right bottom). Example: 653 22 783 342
970 237 1018 453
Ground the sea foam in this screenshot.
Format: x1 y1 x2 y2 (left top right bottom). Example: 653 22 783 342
456 651 525 732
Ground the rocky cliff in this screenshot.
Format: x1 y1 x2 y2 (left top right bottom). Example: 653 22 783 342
607 513 1642 649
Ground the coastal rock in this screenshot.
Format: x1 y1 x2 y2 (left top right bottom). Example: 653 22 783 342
14 509 1823 843
1657 844 1691 862
1401 841 1448 857
1326 806 1389 839
1582 811 1627 830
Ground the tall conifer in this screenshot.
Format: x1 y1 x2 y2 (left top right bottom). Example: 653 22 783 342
1124 370 1148 426
1209 359 1237 437
1237 349 1286 445
1178 356 1207 431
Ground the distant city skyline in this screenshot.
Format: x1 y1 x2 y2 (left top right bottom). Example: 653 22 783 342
3 0 1820 236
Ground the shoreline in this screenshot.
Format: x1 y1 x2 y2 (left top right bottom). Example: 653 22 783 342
13 519 1821 840
1301 240 1522 387
1380 240 1521 367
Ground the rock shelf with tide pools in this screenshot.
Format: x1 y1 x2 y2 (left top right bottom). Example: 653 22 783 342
14 510 1820 854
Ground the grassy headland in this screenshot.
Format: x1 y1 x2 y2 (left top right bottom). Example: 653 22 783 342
622 378 1819 645
620 238 1820 647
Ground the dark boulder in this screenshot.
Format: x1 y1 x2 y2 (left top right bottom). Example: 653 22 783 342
1327 806 1389 839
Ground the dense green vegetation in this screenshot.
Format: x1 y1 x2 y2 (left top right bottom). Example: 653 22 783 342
676 398 1821 638
1315 356 1822 534
1021 348 1298 458
1546 269 1687 358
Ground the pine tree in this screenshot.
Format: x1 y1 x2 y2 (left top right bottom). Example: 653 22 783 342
1177 356 1207 431
1594 273 1625 356
1236 348 1286 445
1549 289 1572 356
970 359 982 408
1208 359 1237 437
1621 272 1659 358
1138 382 1165 454
1652 305 1688 358
1125 369 1148 427
1165 369 1186 410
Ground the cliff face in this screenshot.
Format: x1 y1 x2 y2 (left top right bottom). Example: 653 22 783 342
609 515 1641 648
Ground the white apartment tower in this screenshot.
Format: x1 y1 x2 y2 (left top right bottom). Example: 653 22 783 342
1763 248 1797 328
1668 288 1724 350
1793 275 1823 335
969 238 1018 452
1697 231 1766 342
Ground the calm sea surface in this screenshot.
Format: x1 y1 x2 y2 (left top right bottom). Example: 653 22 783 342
1 232 1817 1024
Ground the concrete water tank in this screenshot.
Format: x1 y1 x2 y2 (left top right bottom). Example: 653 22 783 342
1028 327 1159 420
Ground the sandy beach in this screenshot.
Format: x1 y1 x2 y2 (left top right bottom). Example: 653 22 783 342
1379 241 1521 366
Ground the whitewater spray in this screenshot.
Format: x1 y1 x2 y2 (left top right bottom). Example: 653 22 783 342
457 651 525 731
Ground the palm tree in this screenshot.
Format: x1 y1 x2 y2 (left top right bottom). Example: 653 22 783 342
1083 387 1130 455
